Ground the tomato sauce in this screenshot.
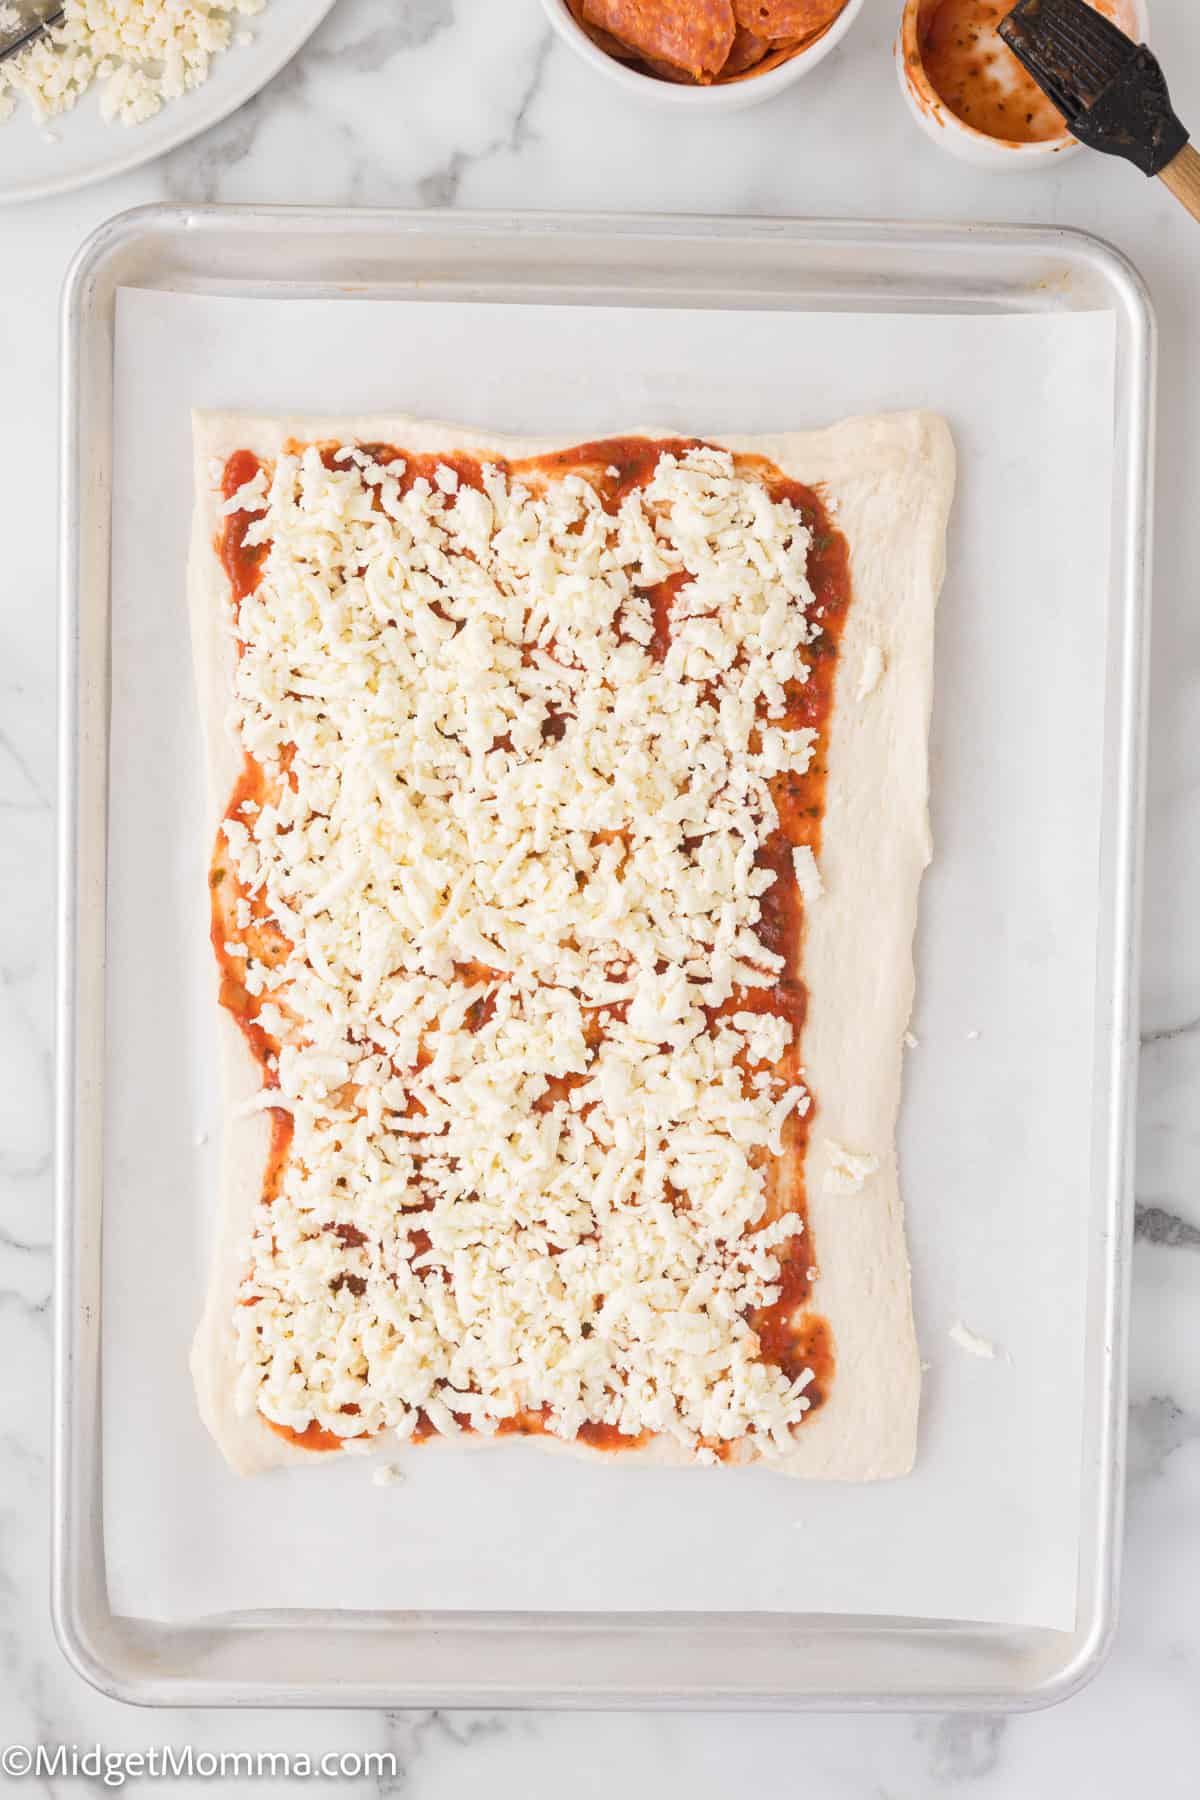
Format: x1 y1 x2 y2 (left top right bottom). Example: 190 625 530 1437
645 569 690 663
917 0 1070 142
493 1407 649 1451
266 1418 349 1454
219 449 269 601
215 434 846 1457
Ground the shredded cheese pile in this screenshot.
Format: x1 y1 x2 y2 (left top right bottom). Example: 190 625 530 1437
0 0 264 128
221 440 828 1458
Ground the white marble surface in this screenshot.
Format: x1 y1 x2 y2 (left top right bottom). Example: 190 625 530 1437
2 0 1199 1789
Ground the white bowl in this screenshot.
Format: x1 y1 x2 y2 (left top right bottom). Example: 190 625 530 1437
542 0 866 112
896 0 1150 170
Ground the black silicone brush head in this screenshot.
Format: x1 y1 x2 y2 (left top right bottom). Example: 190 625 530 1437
999 0 1189 175
1000 0 1134 115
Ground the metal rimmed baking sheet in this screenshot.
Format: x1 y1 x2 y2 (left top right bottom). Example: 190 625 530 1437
55 205 1153 1709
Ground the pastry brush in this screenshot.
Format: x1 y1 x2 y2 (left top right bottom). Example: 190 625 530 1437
999 0 1200 220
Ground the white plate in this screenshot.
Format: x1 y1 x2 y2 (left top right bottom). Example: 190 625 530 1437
0 0 336 206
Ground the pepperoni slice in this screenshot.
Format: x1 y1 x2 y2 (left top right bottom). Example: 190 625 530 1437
732 0 846 43
582 0 737 80
720 23 769 71
566 0 640 58
640 54 703 82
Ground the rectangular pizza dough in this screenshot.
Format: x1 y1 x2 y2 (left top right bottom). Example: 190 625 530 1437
188 409 955 1481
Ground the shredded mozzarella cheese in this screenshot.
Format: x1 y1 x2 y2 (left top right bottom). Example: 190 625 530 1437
221 441 833 1459
791 844 823 906
949 1319 998 1360
0 0 265 128
822 1139 879 1195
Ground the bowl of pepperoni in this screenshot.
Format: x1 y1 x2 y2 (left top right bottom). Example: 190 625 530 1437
543 0 866 109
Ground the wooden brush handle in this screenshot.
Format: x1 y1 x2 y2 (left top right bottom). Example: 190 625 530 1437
1159 144 1200 222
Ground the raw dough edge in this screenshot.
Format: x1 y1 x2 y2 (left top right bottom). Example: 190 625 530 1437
188 409 955 1480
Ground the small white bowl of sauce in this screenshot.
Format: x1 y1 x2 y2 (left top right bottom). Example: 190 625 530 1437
896 0 1148 168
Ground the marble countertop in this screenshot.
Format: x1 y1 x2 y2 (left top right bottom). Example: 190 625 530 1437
3 0 1199 1790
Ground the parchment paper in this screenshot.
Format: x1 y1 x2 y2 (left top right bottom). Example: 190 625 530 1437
103 288 1115 1629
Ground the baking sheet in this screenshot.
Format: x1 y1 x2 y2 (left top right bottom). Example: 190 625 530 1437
103 289 1115 1631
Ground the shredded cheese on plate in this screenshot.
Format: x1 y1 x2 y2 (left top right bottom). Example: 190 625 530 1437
0 0 265 127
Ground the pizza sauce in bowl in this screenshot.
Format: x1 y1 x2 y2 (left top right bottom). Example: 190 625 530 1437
896 0 1148 166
